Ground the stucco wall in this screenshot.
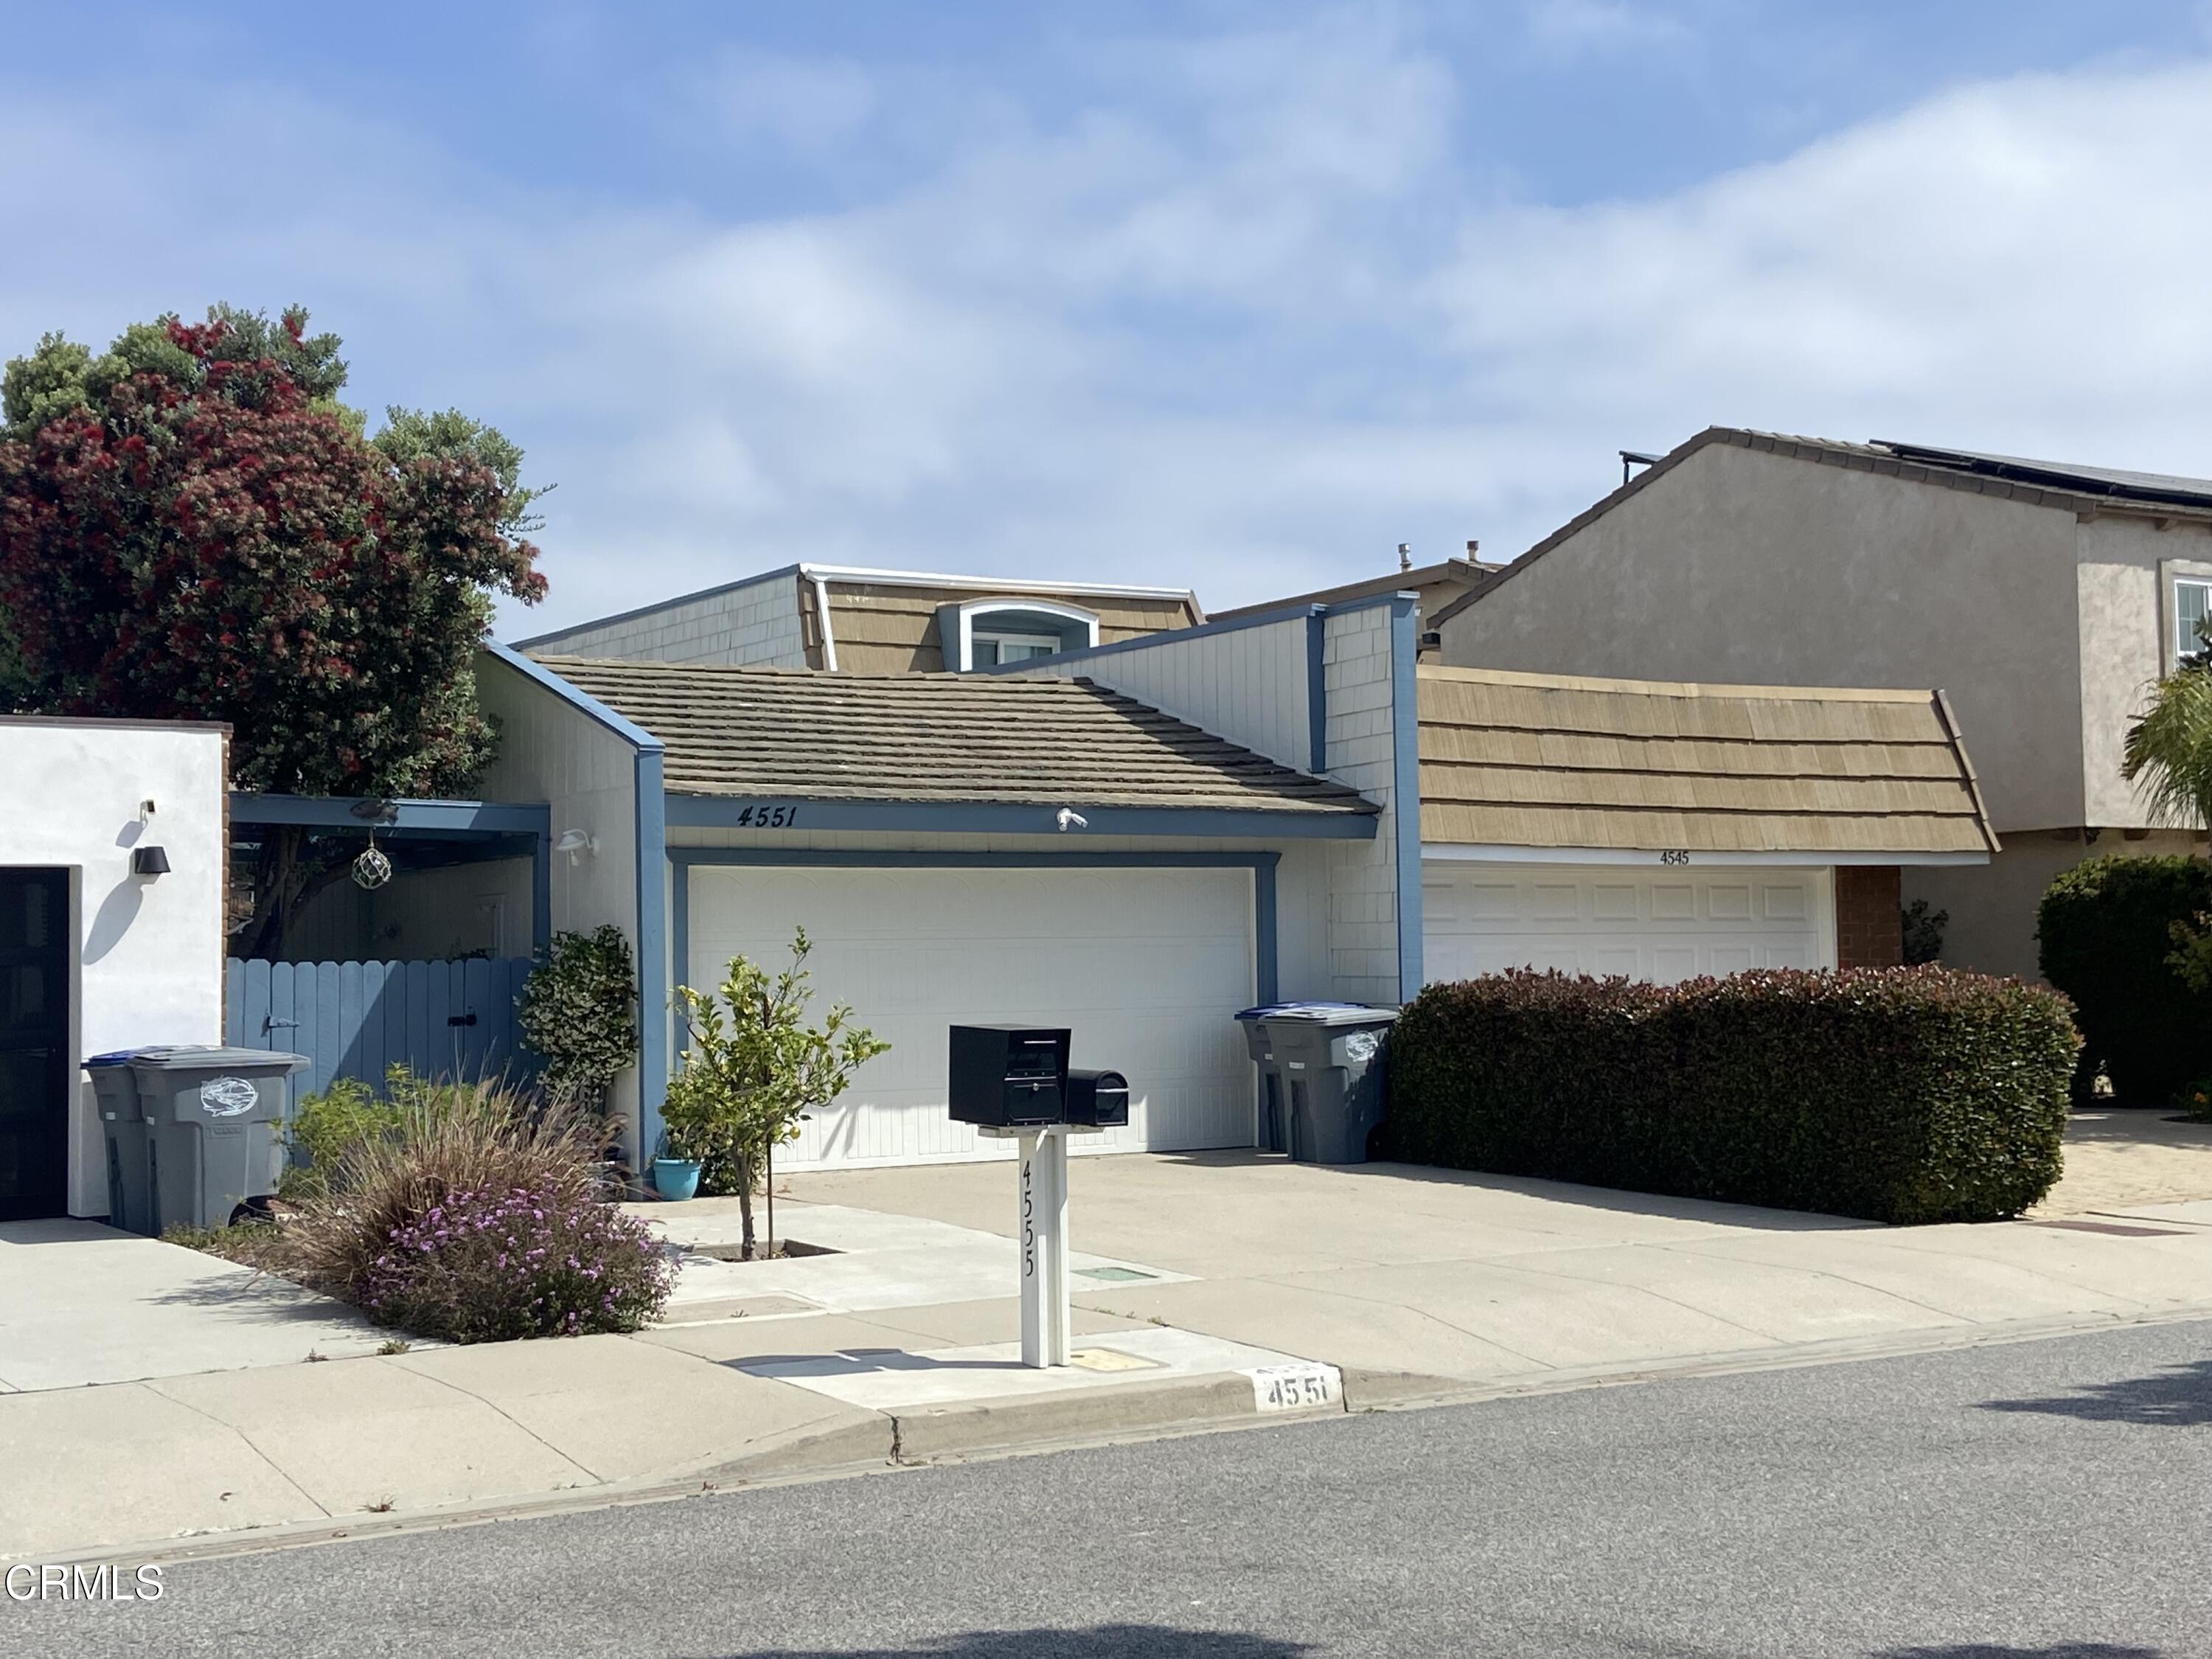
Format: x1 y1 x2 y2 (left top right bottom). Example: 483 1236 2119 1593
1439 441 2087 833
2075 515 2212 829
0 718 229 1216
476 657 647 1133
1903 829 2205 982
519 573 809 667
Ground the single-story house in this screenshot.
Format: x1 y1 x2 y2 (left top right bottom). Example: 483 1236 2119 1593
1 716 229 1220
1431 428 2212 979
477 583 1997 1173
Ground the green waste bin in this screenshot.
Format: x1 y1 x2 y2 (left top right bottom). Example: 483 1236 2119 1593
1234 1004 1399 1164
127 1048 307 1231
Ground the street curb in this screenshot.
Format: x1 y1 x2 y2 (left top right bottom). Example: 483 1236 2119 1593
27 1305 2212 1569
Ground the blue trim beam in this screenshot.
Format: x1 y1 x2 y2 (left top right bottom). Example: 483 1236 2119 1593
633 749 670 1164
482 641 667 751
1388 595 1425 1003
663 796 1373 839
231 794 549 835
1305 610 1327 774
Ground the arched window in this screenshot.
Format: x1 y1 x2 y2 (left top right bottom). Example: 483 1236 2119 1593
939 599 1102 669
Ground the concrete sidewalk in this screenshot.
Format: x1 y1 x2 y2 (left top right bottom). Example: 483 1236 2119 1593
9 1128 2212 1565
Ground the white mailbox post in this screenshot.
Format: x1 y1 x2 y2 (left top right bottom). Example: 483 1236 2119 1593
982 1121 1102 1368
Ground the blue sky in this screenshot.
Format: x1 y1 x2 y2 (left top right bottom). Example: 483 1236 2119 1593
4 1 2210 631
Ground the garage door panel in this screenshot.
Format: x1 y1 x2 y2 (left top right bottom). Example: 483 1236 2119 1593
1424 864 1827 989
686 866 1255 1169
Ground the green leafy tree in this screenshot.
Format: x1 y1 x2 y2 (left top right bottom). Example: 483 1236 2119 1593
662 929 889 1257
0 305 549 956
518 927 639 1119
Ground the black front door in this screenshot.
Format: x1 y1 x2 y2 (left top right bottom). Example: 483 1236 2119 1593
0 869 70 1222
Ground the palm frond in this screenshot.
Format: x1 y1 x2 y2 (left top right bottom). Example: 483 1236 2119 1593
2122 661 2212 828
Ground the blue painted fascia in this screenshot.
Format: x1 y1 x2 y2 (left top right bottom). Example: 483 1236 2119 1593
1388 594 1425 1003
663 796 1374 839
1305 611 1327 774
668 849 1280 1013
231 794 551 835
481 641 668 754
633 748 670 1164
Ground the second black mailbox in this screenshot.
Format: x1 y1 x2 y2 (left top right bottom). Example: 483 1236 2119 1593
948 1025 1071 1127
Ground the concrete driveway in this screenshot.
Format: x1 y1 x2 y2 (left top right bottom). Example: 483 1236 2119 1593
782 1139 2212 1397
0 1220 390 1392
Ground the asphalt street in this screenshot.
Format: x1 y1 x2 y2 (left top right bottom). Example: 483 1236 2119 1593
9 1319 2210 1659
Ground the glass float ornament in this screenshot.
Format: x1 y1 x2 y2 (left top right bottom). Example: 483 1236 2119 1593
352 840 393 891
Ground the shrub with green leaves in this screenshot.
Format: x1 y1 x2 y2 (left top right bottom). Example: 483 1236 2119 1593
1384 967 2079 1225
281 1075 405 1200
2038 855 2212 1104
518 926 639 1115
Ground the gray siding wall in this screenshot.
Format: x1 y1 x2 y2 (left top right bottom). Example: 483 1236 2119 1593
475 656 647 1130
1439 442 2087 833
519 574 808 667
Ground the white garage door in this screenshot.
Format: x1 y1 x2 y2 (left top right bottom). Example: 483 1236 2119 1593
684 864 1257 1169
1422 863 1829 986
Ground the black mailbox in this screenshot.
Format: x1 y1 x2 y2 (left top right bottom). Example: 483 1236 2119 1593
948 1025 1070 1127
1063 1068 1129 1129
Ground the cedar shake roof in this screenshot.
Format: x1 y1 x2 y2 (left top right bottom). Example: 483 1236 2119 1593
1418 665 1998 856
1431 426 2212 629
532 655 1377 818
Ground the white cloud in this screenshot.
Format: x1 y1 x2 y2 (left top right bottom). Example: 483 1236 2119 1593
4 21 2212 636
1522 0 1689 60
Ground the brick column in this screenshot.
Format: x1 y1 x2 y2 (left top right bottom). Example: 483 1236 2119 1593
1835 865 1903 969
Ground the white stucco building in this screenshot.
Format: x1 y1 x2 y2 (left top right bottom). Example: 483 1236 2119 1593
0 717 229 1219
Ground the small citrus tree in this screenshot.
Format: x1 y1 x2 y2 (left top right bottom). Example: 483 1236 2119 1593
663 928 888 1257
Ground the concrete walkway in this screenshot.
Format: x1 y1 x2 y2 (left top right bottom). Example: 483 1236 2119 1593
9 1117 2212 1565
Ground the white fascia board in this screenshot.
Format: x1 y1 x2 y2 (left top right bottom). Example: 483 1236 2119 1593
801 563 1199 607
1420 843 1991 868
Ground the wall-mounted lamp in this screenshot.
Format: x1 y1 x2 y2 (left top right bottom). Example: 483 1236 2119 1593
131 846 171 877
1054 807 1088 832
556 828 599 865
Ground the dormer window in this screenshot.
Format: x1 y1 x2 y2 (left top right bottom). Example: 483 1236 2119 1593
939 599 1101 670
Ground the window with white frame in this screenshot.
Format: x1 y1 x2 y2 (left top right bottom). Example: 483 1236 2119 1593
970 630 1065 667
2177 579 2212 661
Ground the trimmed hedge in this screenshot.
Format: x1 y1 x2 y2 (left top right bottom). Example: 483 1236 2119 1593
1382 967 2079 1224
2037 855 2212 1105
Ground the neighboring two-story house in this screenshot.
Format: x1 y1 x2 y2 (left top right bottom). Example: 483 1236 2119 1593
515 562 1203 672
1433 427 2212 981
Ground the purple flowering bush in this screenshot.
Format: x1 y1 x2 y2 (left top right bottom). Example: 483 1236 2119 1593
282 1079 672 1341
360 1179 670 1343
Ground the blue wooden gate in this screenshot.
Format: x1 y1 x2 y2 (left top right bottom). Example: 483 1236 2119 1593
224 959 538 1102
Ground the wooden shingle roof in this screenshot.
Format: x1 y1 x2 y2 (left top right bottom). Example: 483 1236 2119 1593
532 655 1377 818
1419 666 1998 855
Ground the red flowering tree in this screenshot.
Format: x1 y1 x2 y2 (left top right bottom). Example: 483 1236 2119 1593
0 307 547 953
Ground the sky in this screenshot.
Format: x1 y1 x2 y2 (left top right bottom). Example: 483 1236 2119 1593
4 1 2211 633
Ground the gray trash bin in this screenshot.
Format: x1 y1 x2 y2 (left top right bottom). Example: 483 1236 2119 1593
127 1048 307 1231
86 1050 157 1235
1234 1004 1399 1164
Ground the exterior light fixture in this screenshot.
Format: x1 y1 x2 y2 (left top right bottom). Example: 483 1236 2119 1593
131 846 171 877
1054 807 1088 832
556 828 598 864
